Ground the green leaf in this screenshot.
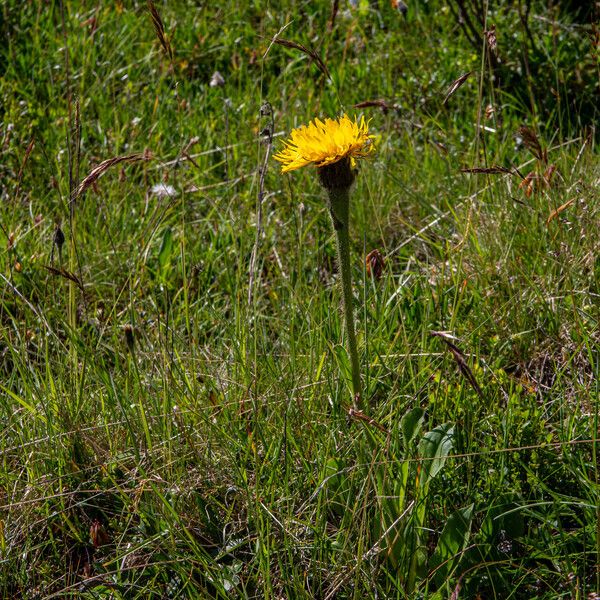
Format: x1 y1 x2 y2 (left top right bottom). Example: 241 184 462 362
430 504 474 586
418 423 455 486
157 227 174 273
324 457 342 490
0 384 47 423
323 457 350 515
401 407 425 450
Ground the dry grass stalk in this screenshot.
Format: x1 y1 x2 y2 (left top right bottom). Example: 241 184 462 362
518 171 537 197
15 137 35 200
328 0 339 32
443 72 472 106
354 99 395 113
518 162 558 197
543 163 558 185
518 125 547 163
546 197 575 225
274 38 330 80
347 407 388 434
247 102 274 307
147 0 173 61
431 331 484 399
43 266 84 291
460 165 514 175
74 151 152 200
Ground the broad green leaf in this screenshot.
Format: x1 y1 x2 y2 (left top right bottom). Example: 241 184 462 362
418 423 455 486
401 407 425 450
430 503 474 585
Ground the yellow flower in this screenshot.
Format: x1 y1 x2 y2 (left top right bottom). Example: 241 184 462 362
274 114 375 173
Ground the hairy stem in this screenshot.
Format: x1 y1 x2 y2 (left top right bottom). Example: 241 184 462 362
328 187 362 407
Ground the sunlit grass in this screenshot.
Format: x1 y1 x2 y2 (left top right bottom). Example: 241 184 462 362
0 1 598 598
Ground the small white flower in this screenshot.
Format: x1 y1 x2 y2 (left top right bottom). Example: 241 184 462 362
151 183 178 198
210 71 225 87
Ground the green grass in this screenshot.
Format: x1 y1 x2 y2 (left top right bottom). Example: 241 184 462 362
1 1 599 598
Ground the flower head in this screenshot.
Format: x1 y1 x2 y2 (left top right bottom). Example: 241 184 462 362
274 114 375 174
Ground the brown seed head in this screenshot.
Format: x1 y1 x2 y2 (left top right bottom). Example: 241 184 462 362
366 249 385 280
123 325 135 352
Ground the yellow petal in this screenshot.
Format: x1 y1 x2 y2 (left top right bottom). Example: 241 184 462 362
273 114 375 173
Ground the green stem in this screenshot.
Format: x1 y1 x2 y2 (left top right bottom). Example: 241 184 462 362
328 187 362 407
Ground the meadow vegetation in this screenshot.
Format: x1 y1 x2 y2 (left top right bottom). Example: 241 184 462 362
0 1 598 597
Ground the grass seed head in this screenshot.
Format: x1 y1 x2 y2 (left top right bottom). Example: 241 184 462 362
366 249 385 280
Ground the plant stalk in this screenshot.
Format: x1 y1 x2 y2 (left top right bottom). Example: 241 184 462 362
328 187 362 407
